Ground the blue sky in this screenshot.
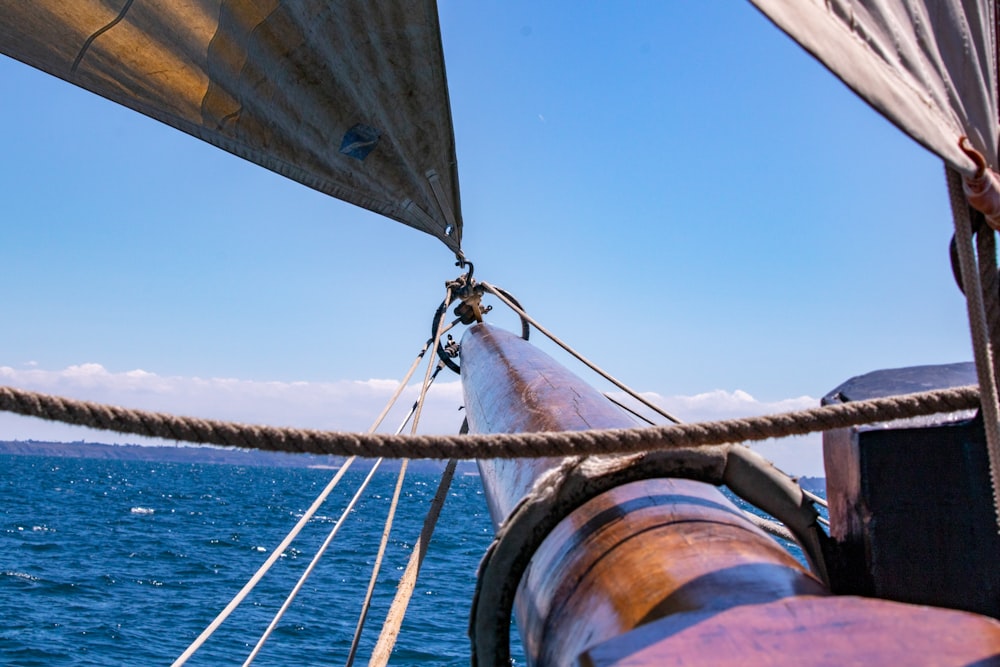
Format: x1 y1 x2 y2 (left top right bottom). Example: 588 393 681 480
0 3 973 475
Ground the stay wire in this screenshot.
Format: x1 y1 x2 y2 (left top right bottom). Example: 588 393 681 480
367 319 458 433
367 285 456 665
486 282 831 530
171 460 356 667
172 335 450 666
346 458 409 667
346 364 448 666
242 459 386 665
243 366 443 667
410 286 453 435
482 282 683 424
604 392 656 426
248 284 453 664
367 459 458 666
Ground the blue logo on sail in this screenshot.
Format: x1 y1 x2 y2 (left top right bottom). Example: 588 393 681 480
340 124 381 160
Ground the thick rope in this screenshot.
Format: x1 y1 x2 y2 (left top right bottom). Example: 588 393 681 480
0 383 978 459
947 166 1000 530
368 459 458 666
975 220 1000 382
802 488 828 509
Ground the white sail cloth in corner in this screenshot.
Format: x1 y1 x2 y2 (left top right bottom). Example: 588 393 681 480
751 0 998 175
0 1 463 253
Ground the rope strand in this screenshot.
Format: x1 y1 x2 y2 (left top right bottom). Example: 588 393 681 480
947 166 1000 531
171 334 446 665
0 383 977 460
347 367 448 665
170 459 357 667
345 460 409 667
243 459 386 666
367 459 458 666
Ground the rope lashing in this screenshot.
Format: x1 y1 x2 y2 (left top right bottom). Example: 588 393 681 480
0 383 978 459
433 266 528 374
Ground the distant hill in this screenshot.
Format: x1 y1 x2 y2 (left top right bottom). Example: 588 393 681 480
797 476 826 494
0 440 467 474
0 440 824 485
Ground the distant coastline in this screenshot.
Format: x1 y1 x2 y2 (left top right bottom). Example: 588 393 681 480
0 440 824 487
0 440 469 474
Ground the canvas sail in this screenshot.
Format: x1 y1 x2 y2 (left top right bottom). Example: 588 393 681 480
750 0 998 175
0 1 463 253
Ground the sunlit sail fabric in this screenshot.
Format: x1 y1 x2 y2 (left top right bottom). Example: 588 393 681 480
751 0 998 175
0 1 463 253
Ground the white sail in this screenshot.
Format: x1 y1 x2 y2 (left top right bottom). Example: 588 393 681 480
0 0 463 252
751 0 997 174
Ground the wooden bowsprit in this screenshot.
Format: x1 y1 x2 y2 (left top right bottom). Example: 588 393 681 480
459 323 1000 666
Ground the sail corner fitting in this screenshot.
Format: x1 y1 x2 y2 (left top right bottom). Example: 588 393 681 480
959 138 1000 231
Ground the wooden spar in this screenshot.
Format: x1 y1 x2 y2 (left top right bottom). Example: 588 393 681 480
459 323 821 661
459 323 1000 666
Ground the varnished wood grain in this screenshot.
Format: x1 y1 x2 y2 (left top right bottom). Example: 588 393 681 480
517 478 826 665
461 323 636 527
580 595 1000 666
460 324 1000 665
460 324 825 664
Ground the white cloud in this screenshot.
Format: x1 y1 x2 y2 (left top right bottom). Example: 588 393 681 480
0 364 825 476
0 363 466 446
616 389 825 477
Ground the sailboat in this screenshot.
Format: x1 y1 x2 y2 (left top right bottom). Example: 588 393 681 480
2 1 1000 665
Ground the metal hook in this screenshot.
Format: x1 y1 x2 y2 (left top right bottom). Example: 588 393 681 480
455 259 475 283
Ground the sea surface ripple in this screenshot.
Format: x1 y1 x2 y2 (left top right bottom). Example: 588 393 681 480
0 454 816 665
0 455 518 666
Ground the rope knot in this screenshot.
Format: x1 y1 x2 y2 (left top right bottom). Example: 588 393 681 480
446 266 491 325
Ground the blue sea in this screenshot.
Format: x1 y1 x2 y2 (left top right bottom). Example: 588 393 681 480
0 454 815 666
0 455 523 666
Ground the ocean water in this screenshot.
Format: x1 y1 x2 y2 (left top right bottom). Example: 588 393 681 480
0 455 816 666
0 456 518 666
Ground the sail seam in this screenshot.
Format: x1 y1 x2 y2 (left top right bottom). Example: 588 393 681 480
70 0 137 75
